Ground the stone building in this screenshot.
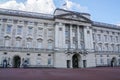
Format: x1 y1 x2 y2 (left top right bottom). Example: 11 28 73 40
0 8 120 68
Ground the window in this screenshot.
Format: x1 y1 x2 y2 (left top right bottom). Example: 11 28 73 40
92 34 95 41
65 27 70 42
116 45 119 52
93 43 96 50
65 40 69 48
65 31 69 37
59 27 62 31
28 27 33 35
16 40 21 47
25 58 30 64
116 36 118 42
100 58 103 64
48 42 53 49
38 27 43 36
48 58 51 65
97 34 101 41
48 54 51 56
119 59 120 64
17 26 22 35
27 53 30 56
100 30 103 33
4 52 7 55
80 32 84 40
107 59 110 65
112 32 115 35
36 58 41 65
26 41 32 48
81 42 84 49
111 44 114 51
119 45 120 52
72 26 76 33
47 29 53 37
5 39 10 47
87 30 90 34
38 54 41 56
110 36 113 42
38 41 42 48
73 37 76 44
98 44 102 51
65 40 69 44
105 44 108 51
104 35 107 42
6 25 12 34
106 31 109 34
0 24 1 33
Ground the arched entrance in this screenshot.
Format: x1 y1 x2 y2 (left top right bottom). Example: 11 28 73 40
111 57 117 67
72 54 80 68
13 56 21 68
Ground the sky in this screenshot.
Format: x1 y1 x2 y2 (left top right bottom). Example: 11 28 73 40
0 0 120 25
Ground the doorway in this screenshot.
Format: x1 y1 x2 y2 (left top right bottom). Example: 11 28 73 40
111 57 117 67
13 56 21 68
83 60 87 68
72 54 80 68
67 60 71 68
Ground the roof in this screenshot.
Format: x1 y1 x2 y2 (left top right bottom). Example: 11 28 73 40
0 8 54 20
54 8 90 16
92 21 120 30
0 8 119 30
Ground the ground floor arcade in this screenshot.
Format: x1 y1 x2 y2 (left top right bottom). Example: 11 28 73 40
0 51 120 68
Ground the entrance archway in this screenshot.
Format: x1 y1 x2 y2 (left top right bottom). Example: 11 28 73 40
72 54 80 68
111 57 117 67
13 56 21 68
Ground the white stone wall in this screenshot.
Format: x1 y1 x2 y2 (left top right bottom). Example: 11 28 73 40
85 53 96 67
54 52 67 68
0 8 120 68
0 51 54 67
0 15 55 49
92 26 120 66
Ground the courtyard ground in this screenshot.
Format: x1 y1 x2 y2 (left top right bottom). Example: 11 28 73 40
0 67 120 80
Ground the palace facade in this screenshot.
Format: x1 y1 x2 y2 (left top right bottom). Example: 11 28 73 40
0 8 120 68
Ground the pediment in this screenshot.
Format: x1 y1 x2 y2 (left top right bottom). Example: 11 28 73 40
26 37 33 41
4 35 11 39
16 36 22 40
56 13 91 23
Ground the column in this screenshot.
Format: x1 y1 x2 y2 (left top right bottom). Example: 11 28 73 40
77 26 80 49
62 23 66 48
70 24 73 49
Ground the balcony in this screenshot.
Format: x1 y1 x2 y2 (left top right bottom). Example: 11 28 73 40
94 51 120 54
0 46 54 53
65 48 88 55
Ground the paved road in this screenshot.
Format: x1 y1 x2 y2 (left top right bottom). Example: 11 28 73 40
0 67 120 80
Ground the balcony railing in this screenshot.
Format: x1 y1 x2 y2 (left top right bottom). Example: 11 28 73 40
94 51 120 54
0 46 54 53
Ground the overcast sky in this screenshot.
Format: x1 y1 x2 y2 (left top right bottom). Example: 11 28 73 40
0 0 120 25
